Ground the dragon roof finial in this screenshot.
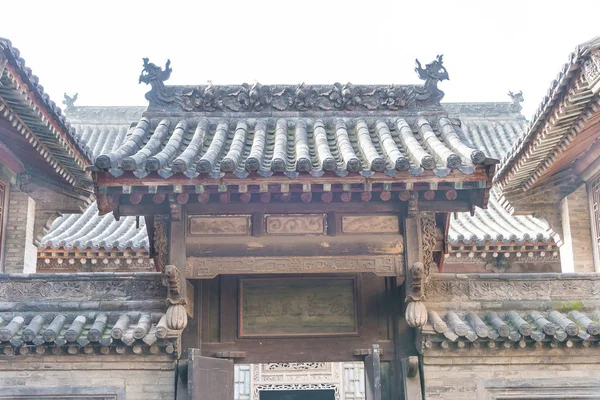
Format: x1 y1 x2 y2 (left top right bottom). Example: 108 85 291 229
414 55 449 104
508 90 524 112
62 92 78 111
139 58 172 85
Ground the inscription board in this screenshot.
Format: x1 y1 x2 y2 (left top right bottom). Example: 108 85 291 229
264 214 326 235
341 215 399 234
189 215 250 236
239 278 358 337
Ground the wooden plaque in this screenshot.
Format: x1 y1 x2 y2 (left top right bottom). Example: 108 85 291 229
239 277 358 337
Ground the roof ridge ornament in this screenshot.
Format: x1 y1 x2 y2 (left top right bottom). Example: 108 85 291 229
62 92 78 112
139 58 173 103
414 55 449 103
138 56 449 113
508 90 524 113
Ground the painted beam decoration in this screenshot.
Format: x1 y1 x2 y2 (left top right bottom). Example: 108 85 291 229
239 278 358 337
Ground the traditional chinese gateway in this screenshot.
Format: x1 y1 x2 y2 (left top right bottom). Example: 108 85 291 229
1 36 600 400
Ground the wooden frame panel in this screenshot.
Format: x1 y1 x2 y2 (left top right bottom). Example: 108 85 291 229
238 277 359 338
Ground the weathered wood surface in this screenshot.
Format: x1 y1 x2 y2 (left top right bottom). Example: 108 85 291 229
239 277 357 337
187 349 234 400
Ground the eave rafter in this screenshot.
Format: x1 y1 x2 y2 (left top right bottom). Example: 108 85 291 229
0 41 92 187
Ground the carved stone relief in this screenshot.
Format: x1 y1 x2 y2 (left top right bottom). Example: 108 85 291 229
186 255 403 278
341 215 399 234
426 276 600 302
0 276 165 302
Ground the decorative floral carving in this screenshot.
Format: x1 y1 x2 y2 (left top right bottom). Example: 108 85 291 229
254 384 340 400
378 85 415 110
468 281 509 299
231 82 272 111
264 362 328 372
153 215 169 273
420 211 436 275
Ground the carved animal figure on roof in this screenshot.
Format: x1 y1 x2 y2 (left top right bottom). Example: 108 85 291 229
414 55 449 103
508 90 524 112
62 92 78 111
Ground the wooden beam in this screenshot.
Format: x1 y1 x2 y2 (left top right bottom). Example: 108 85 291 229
94 168 491 187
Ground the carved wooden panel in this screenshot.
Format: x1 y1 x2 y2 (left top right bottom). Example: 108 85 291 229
186 255 403 278
341 215 399 234
239 278 358 337
189 215 251 236
264 214 326 235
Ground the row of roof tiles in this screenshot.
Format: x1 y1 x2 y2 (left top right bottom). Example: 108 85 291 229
92 117 488 179
424 309 600 347
448 191 558 245
40 202 148 251
36 105 557 252
0 312 177 356
0 38 92 185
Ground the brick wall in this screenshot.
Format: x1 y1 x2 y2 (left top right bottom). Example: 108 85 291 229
560 184 595 273
0 355 176 400
423 352 600 399
3 189 36 273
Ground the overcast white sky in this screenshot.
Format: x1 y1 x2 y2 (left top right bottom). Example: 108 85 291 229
2 0 600 117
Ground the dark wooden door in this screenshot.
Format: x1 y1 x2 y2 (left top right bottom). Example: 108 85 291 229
187 349 234 400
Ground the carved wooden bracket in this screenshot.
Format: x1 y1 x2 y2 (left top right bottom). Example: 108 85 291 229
152 215 169 273
165 265 183 305
405 262 428 328
420 211 436 276
406 262 425 302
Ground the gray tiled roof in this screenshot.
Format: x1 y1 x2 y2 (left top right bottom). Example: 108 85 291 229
494 36 600 193
423 309 600 349
93 116 489 180
0 311 177 356
0 38 92 185
39 103 556 254
39 202 148 251
448 190 558 245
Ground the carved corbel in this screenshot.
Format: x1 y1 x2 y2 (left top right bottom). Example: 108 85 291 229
420 211 436 275
405 262 428 328
169 195 182 221
152 215 169 273
164 265 188 331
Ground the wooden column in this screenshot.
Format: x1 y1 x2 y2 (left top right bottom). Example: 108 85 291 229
395 192 427 399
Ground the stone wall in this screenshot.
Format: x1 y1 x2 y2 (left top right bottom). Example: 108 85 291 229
423 352 600 399
0 355 176 400
3 189 36 273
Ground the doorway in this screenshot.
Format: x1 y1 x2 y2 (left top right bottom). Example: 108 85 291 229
260 389 335 400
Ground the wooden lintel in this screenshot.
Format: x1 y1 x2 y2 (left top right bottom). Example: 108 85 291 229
94 168 490 187
186 255 404 278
